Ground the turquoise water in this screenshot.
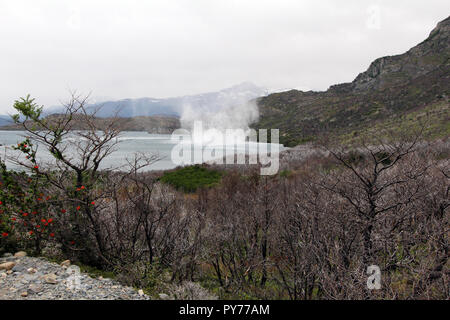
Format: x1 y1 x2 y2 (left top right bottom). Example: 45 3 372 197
0 131 284 172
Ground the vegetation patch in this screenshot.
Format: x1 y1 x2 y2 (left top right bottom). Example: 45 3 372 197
159 165 222 193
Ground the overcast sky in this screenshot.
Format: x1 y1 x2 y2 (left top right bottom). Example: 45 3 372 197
0 0 449 113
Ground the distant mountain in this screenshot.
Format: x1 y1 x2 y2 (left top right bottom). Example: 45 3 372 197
46 82 268 118
0 114 180 134
1 82 267 133
253 16 450 147
0 115 13 127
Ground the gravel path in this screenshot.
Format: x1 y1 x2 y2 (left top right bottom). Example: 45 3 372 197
0 252 149 300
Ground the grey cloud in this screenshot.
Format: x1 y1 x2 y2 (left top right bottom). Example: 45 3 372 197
0 0 449 113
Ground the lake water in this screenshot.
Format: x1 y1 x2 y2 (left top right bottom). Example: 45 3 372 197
0 131 285 172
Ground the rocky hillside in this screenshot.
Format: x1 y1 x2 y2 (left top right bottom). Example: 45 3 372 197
253 16 450 147
0 114 181 134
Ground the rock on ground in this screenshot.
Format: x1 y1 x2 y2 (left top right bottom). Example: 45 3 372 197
0 253 149 300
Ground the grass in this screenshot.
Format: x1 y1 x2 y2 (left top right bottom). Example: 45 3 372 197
159 165 222 193
44 255 116 279
77 262 116 279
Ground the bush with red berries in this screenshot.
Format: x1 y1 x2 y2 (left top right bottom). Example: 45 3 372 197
0 141 58 254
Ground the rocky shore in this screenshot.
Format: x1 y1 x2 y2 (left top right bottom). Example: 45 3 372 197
0 252 149 300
